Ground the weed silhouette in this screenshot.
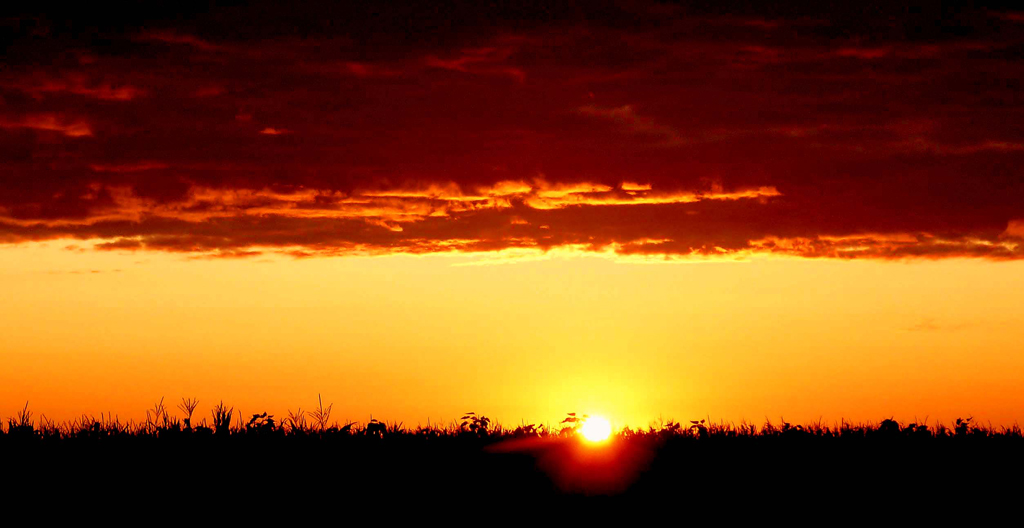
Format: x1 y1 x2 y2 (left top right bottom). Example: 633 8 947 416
211 401 233 435
308 394 332 432
177 397 199 429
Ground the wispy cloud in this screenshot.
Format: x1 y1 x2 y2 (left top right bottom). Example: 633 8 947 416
135 31 226 52
5 73 144 101
0 114 92 137
425 46 526 83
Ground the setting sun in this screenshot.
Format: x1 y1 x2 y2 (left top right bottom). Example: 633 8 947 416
581 416 612 442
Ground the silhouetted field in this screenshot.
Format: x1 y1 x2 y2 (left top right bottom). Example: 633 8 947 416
5 399 1023 516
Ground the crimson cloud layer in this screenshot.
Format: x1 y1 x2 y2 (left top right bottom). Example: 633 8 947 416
3 2 1023 259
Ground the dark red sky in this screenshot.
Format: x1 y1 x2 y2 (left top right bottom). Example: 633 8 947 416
3 1 1023 258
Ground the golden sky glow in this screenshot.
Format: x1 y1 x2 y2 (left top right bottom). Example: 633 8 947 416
3 242 1022 427
4 3 1024 431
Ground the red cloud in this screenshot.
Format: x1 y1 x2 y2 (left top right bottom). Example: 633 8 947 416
1 114 93 137
136 31 225 52
833 47 892 59
425 46 526 83
1004 220 1024 239
1 3 1023 260
577 105 686 147
5 73 144 101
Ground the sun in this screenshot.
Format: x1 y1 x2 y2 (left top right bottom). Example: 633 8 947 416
580 416 612 442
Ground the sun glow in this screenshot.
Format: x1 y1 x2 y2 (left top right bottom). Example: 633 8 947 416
581 416 612 442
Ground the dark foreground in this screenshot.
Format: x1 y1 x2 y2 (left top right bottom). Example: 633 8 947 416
5 415 1024 518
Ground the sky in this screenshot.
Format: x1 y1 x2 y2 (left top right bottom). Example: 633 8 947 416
2 1 1023 428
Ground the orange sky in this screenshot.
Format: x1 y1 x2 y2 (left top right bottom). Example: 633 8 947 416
3 242 1022 428
4 4 1024 429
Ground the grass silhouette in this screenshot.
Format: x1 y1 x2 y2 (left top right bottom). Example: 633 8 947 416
5 398 1020 441
4 398 1023 514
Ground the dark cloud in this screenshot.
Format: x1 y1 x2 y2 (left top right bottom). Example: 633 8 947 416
2 1 1023 259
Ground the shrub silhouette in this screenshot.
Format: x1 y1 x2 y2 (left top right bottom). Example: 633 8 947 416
460 412 491 437
559 412 587 436
365 418 386 437
246 412 276 433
